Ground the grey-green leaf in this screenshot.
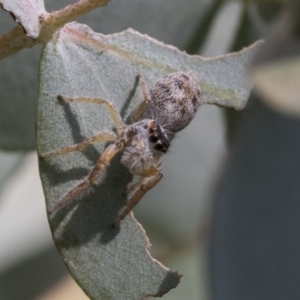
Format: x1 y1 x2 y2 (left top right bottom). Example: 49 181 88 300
37 23 261 299
253 56 300 117
0 0 45 38
0 0 226 151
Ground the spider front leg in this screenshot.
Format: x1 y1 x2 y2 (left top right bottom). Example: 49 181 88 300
43 94 128 213
40 131 117 158
48 141 125 214
41 95 123 158
113 166 163 226
58 95 123 130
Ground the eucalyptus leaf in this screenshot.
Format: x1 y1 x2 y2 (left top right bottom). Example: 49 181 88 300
0 0 225 151
253 56 300 117
0 0 45 38
75 0 217 52
37 22 261 299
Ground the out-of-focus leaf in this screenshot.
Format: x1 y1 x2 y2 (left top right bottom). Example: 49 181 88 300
37 22 260 299
0 6 15 35
210 97 300 300
200 1 243 57
0 151 24 193
50 0 218 52
253 56 300 116
251 1 300 117
0 0 45 38
0 44 41 150
0 7 41 150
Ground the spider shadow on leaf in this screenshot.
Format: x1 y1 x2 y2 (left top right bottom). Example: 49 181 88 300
49 153 132 247
45 76 140 246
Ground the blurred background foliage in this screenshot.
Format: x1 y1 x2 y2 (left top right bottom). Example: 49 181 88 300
1 0 297 299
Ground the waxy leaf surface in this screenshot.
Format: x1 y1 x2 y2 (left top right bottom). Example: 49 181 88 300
37 22 261 299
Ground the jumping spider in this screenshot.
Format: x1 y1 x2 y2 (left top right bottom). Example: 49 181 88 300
41 71 202 226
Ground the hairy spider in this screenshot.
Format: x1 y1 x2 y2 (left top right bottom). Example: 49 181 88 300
41 71 202 226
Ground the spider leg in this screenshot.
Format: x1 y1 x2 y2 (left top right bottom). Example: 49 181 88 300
41 95 122 157
41 131 117 158
129 75 152 123
58 95 123 130
48 141 124 214
113 166 163 226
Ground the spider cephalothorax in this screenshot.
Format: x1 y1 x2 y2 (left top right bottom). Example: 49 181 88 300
41 71 201 225
120 119 169 177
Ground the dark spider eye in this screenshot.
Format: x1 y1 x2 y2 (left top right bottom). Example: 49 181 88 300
149 135 158 143
154 144 163 151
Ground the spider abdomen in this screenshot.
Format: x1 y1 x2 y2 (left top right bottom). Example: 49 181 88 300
141 71 202 140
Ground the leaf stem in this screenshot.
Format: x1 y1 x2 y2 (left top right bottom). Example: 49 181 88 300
0 0 111 60
0 26 37 60
40 0 111 41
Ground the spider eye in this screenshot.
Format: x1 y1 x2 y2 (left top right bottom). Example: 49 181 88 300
154 144 163 151
150 123 170 153
149 135 158 143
